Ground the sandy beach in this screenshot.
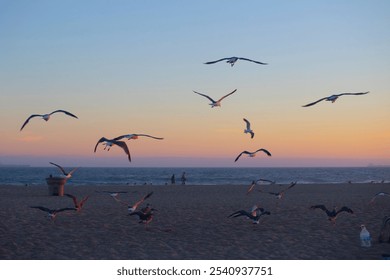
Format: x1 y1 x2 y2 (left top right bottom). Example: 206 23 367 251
0 183 389 260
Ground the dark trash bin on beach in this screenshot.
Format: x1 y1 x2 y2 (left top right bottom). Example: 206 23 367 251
46 176 67 196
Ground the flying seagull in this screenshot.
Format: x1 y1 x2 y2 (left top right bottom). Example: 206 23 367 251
310 205 354 224
94 137 131 162
118 191 154 213
65 194 90 212
193 89 237 108
95 190 128 202
369 192 390 204
234 148 271 162
246 179 276 195
243 118 254 138
114 134 164 141
228 206 271 224
30 206 76 220
260 182 297 199
49 162 78 178
302 92 369 107
20 110 78 131
129 208 157 225
204 57 268 67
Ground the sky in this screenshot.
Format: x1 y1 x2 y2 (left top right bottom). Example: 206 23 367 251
0 0 389 167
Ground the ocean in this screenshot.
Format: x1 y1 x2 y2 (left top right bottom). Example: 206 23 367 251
0 166 389 186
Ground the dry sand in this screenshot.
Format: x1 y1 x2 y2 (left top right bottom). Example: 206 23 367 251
0 183 389 260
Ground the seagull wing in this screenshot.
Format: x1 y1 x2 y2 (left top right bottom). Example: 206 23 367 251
204 58 229 64
228 210 252 219
134 134 164 140
302 97 328 107
65 194 78 207
283 182 297 192
337 91 369 97
310 205 331 215
217 89 237 102
112 140 131 162
255 148 272 157
67 167 78 176
131 191 153 209
56 207 77 213
49 162 67 175
193 91 216 103
79 196 90 208
31 206 52 213
50 110 78 119
336 206 354 215
20 114 42 131
238 57 268 65
246 182 256 194
94 137 108 152
243 118 251 130
234 151 250 162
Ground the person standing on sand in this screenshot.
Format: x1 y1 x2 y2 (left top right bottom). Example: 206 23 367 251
181 172 187 185
171 174 175 185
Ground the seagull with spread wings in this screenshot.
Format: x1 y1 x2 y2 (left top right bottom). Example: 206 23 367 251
204 57 267 67
65 194 90 212
302 92 369 107
49 162 78 178
31 206 76 220
234 148 271 162
259 182 297 199
193 89 237 108
94 137 131 162
310 205 354 224
117 191 154 213
369 192 390 204
114 133 164 141
20 110 78 131
228 206 271 224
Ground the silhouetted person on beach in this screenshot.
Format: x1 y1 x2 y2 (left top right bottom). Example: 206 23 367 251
171 174 175 185
181 172 187 185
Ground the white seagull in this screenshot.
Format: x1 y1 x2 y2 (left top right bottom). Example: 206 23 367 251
193 89 237 108
243 118 254 138
49 162 78 178
94 137 131 162
114 133 164 141
228 206 271 224
20 109 78 131
234 148 272 162
118 191 154 213
259 182 297 199
204 57 268 67
302 92 369 107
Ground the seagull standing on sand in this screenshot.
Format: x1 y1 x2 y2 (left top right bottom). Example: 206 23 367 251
65 194 90 212
234 148 271 162
310 205 354 224
94 137 131 162
243 118 254 139
30 206 76 220
302 92 369 107
369 192 390 204
260 182 297 199
49 162 78 178
20 110 78 131
204 57 268 67
228 206 271 224
193 89 237 108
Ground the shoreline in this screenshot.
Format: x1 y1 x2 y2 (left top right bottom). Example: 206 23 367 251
1 183 390 260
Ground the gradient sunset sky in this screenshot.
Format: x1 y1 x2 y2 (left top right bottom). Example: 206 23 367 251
1 0 389 167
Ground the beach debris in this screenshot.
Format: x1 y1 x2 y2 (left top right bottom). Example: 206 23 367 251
234 148 271 162
20 109 78 131
369 191 390 204
30 206 76 220
259 182 297 199
204 56 268 67
302 91 369 107
193 89 237 108
243 118 254 139
228 205 271 224
360 224 372 247
49 162 78 178
94 137 131 162
65 194 90 212
113 133 164 141
309 205 354 224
